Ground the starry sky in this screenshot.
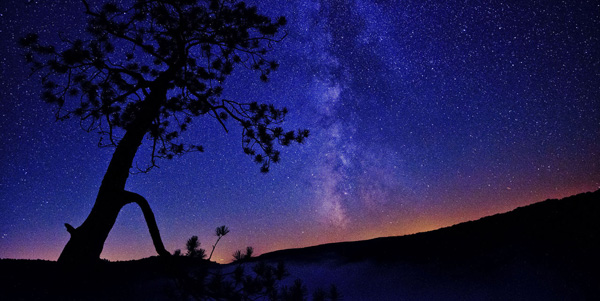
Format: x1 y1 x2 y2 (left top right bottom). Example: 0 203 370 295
0 0 599 263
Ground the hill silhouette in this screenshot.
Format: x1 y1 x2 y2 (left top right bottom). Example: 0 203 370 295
1 189 599 300
255 189 600 299
259 189 600 264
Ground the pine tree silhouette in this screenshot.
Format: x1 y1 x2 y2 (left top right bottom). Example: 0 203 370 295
185 236 206 259
20 0 308 265
208 225 229 261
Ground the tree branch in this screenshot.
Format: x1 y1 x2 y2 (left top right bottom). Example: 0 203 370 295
122 190 170 257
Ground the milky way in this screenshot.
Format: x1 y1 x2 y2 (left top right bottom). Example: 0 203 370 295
1 0 598 262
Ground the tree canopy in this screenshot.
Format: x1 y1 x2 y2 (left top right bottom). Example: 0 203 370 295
21 0 309 173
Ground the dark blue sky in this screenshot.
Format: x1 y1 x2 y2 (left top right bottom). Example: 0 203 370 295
1 0 598 262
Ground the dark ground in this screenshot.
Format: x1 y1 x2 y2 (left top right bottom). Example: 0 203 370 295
2 189 599 300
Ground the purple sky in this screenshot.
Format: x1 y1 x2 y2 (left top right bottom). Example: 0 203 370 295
1 0 598 262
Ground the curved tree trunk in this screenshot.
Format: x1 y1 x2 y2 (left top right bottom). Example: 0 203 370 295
58 81 171 265
122 190 170 256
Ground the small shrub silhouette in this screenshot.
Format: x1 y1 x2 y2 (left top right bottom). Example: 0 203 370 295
185 236 206 259
232 246 255 263
281 279 308 301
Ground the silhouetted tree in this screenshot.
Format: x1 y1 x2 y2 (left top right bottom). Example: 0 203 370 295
185 235 206 259
20 0 308 265
282 279 308 301
233 250 244 262
208 225 229 261
232 245 254 263
245 246 255 259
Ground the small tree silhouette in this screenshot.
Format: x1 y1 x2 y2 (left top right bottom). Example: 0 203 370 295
281 279 308 301
208 225 230 261
233 246 255 263
245 246 254 259
232 250 244 262
185 235 206 259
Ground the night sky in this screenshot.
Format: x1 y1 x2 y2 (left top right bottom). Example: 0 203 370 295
1 0 598 263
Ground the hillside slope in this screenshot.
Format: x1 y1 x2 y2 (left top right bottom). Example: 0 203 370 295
259 190 600 262
256 189 600 299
